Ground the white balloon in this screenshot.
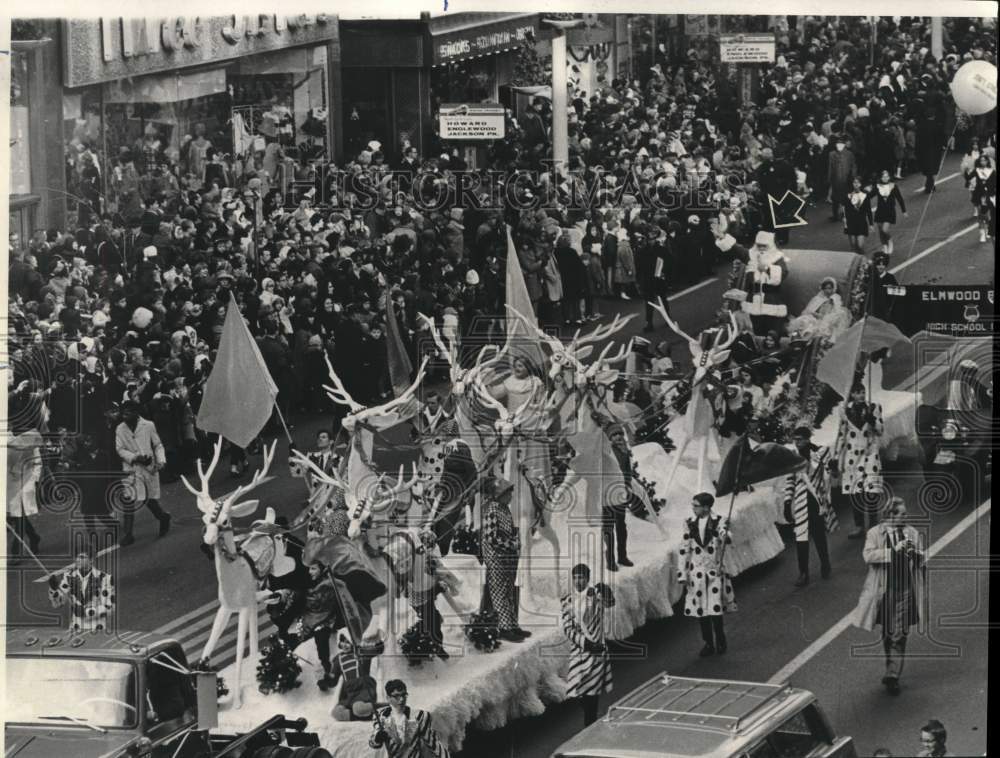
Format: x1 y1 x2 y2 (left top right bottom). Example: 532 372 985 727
950 60 998 116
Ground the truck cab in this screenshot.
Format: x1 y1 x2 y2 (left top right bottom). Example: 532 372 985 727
4 629 323 758
551 673 857 758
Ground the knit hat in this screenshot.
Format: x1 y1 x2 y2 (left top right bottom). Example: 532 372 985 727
465 270 480 286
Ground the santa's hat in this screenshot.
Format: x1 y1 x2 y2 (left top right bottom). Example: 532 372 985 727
754 231 776 248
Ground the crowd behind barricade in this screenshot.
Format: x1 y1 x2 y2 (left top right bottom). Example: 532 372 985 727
6 16 996 558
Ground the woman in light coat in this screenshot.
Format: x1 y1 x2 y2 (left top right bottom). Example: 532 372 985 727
851 497 926 695
612 228 637 299
7 426 43 562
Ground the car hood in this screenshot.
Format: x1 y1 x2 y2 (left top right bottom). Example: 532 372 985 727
4 727 136 758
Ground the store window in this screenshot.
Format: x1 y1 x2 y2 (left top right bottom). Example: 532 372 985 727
65 43 330 220
342 68 391 161
431 58 498 106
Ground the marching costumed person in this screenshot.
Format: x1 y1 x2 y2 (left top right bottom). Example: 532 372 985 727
869 170 908 257
480 476 531 642
677 493 736 657
842 176 874 254
48 551 115 634
968 154 996 243
714 229 789 336
782 426 838 587
834 383 885 539
115 400 172 546
369 679 450 757
560 563 614 727
329 631 384 721
851 497 926 696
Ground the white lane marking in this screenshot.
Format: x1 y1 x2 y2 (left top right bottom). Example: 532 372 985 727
768 500 991 685
668 277 718 302
911 171 960 194
33 544 120 583
155 600 269 638
890 223 979 274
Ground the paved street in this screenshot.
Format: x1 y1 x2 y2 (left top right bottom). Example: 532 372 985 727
6 154 992 751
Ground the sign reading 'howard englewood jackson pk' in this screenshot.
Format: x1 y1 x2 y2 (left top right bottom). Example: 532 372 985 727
439 104 506 140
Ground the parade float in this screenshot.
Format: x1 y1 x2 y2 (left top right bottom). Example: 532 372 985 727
197 241 920 755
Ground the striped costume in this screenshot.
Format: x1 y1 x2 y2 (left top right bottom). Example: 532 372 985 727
560 588 613 699
782 444 838 541
369 706 450 758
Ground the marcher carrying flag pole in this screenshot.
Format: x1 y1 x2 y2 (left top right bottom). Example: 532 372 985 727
715 434 808 566
197 292 289 447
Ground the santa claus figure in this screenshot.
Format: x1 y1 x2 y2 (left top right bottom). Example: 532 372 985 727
715 230 789 336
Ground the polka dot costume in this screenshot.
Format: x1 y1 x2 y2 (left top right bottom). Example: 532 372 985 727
677 516 736 618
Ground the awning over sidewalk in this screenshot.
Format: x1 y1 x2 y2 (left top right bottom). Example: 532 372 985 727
429 12 539 66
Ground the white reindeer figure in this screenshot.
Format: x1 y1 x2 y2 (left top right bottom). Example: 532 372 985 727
181 438 277 708
650 298 738 493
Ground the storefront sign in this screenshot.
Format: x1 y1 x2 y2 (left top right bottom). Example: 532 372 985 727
439 103 505 140
719 34 776 63
892 285 995 336
432 14 539 65
64 15 339 88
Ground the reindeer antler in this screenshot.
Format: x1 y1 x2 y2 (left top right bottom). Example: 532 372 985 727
181 437 223 506
370 463 420 513
713 312 739 352
417 313 458 381
323 354 365 413
585 338 635 380
221 440 278 512
653 298 699 347
290 449 349 492
574 313 638 348
505 305 564 354
472 371 510 421
355 356 429 423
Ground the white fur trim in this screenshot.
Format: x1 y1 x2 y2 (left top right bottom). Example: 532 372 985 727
716 234 737 253
742 298 787 317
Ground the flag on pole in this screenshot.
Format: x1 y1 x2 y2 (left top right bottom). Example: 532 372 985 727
196 293 278 448
384 292 414 396
505 225 548 373
715 435 807 497
816 317 866 399
861 316 911 353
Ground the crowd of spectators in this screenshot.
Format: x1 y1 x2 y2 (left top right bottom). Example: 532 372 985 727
7 16 996 549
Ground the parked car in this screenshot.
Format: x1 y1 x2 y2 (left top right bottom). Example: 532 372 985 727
551 673 857 758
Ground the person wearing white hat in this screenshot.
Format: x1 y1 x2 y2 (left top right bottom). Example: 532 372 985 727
714 229 789 336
